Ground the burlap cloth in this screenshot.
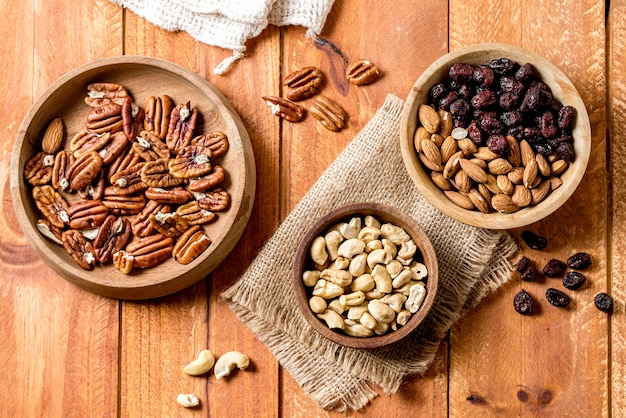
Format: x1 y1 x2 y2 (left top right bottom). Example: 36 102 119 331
222 94 519 412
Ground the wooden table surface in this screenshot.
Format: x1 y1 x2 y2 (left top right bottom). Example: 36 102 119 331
1 0 623 416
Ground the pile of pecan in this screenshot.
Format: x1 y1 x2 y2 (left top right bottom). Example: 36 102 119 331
24 82 231 273
261 60 381 131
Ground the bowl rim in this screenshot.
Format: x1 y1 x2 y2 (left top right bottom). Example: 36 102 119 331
399 43 592 229
9 55 256 299
291 202 439 349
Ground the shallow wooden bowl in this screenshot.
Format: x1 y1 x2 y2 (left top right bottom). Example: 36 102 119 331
400 43 591 229
10 56 255 300
292 203 439 349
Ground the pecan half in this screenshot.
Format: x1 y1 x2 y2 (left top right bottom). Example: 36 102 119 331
131 200 172 237
144 95 174 139
132 131 170 162
262 96 305 122
102 192 146 215
140 158 184 188
113 250 134 274
67 200 109 230
107 148 142 183
84 83 130 107
24 151 54 186
93 215 132 263
190 131 229 158
283 66 325 101
109 162 147 195
33 185 69 228
187 165 225 192
126 234 174 269
67 151 103 191
121 97 145 141
149 211 188 238
176 201 216 225
99 131 129 165
173 225 212 265
168 145 213 179
346 60 382 85
78 170 105 200
70 130 111 159
166 102 198 152
51 151 74 192
197 188 230 212
61 229 96 270
145 186 193 205
86 103 123 134
36 219 63 244
309 96 348 132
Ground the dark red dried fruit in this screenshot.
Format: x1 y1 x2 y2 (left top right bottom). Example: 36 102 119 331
567 252 592 270
517 256 532 273
556 142 576 162
486 134 509 156
533 142 554 157
480 117 506 134
429 83 448 104
558 105 576 130
498 92 521 110
449 98 471 120
546 288 570 307
500 77 525 96
543 259 567 278
539 111 558 139
562 271 586 290
517 256 539 282
467 120 483 145
520 230 548 250
471 90 497 109
515 63 535 84
594 293 613 313
500 111 523 127
449 63 475 83
473 65 495 86
438 91 458 110
489 58 519 75
514 289 534 314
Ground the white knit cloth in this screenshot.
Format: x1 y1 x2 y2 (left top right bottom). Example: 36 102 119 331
109 0 336 74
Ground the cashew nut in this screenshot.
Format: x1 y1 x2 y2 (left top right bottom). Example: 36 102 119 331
359 312 378 330
339 217 360 239
382 239 398 258
339 291 365 307
320 268 353 287
371 264 392 293
309 296 327 314
365 239 383 253
312 279 345 299
396 280 423 296
373 321 389 335
347 302 369 320
357 226 381 243
310 236 328 266
183 349 215 376
392 269 413 289
328 299 346 314
409 261 428 280
364 215 381 229
302 270 320 287
328 256 350 270
348 253 368 277
386 260 403 277
367 248 393 269
398 240 417 260
324 230 343 261
214 351 250 380
176 393 200 408
365 289 386 300
368 299 396 323
405 282 427 313
317 309 345 329
380 223 411 244
381 293 407 313
343 322 374 337
337 238 366 259
350 273 375 292
396 310 411 326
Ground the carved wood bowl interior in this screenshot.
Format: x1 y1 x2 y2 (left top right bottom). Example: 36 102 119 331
10 56 255 300
292 203 439 349
400 43 591 229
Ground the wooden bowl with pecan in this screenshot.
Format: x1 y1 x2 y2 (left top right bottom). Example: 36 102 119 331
400 43 591 229
10 56 256 299
292 203 438 349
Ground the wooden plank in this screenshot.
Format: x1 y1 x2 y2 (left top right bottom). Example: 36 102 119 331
0 0 122 416
448 1 608 416
122 9 281 417
608 1 626 416
279 0 449 415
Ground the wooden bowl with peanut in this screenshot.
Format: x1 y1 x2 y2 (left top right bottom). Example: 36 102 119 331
400 43 591 229
292 203 438 349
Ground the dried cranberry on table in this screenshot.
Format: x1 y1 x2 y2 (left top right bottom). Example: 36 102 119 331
546 288 570 308
543 259 567 278
567 252 592 270
517 256 539 282
520 230 548 250
514 289 535 314
562 271 586 290
594 293 614 313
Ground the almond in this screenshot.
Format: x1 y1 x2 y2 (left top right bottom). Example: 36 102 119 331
523 158 538 188
520 140 535 166
477 183 492 203
431 171 453 191
413 126 430 153
530 180 551 205
506 135 521 167
454 168 472 193
458 138 477 154
440 135 458 163
431 133 444 147
421 137 443 168
488 158 513 175
497 174 514 195
439 110 453 138
491 193 521 213
549 176 563 191
535 153 551 177
459 158 487 183
468 188 489 213
418 152 443 172
444 190 474 210
483 174 501 194
42 117 65 154
418 104 441 134
473 146 499 161
470 158 488 170
551 159 569 175
507 167 525 185
511 184 532 207
443 151 463 178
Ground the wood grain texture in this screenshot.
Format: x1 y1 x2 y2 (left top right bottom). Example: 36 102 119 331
448 0 608 417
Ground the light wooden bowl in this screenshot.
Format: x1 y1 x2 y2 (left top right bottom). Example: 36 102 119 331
400 43 591 229
10 56 256 300
292 203 438 349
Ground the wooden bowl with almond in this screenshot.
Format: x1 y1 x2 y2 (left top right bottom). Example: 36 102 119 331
400 43 591 229
292 203 438 349
10 56 256 299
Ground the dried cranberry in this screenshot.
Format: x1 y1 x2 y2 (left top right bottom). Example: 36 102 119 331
486 134 509 156
479 117 505 134
471 90 497 109
548 134 573 148
467 120 483 145
543 259 567 278
594 293 614 313
546 288 570 307
567 252 592 270
520 85 541 113
507 126 524 139
429 82 448 104
533 142 554 156
539 111 558 139
522 126 542 142
520 230 547 250
500 77 525 96
489 58 519 75
473 65 495 86
500 111 523 127
457 84 473 100
449 63 475 83
439 91 459 110
562 271 586 290
556 142 576 162
499 92 521 110
514 289 534 314
558 105 576 130
449 98 471 121
518 257 539 282
515 63 535 84
517 256 532 272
